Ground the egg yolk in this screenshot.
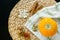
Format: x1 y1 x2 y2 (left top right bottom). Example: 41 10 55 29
38 18 57 37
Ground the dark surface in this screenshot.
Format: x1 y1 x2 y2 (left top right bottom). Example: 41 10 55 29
0 0 19 40
0 0 60 40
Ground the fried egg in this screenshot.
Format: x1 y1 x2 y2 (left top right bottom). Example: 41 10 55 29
25 2 60 40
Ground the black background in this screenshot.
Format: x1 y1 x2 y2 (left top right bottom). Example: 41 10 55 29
0 0 60 40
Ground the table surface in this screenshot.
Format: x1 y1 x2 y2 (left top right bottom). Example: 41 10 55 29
0 0 60 40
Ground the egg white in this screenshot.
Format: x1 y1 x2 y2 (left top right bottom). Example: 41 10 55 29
25 2 60 40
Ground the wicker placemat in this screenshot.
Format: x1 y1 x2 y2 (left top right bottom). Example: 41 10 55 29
8 0 56 40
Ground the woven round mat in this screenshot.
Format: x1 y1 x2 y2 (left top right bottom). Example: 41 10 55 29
8 0 56 40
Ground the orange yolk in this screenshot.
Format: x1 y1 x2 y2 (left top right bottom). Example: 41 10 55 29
38 18 57 37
